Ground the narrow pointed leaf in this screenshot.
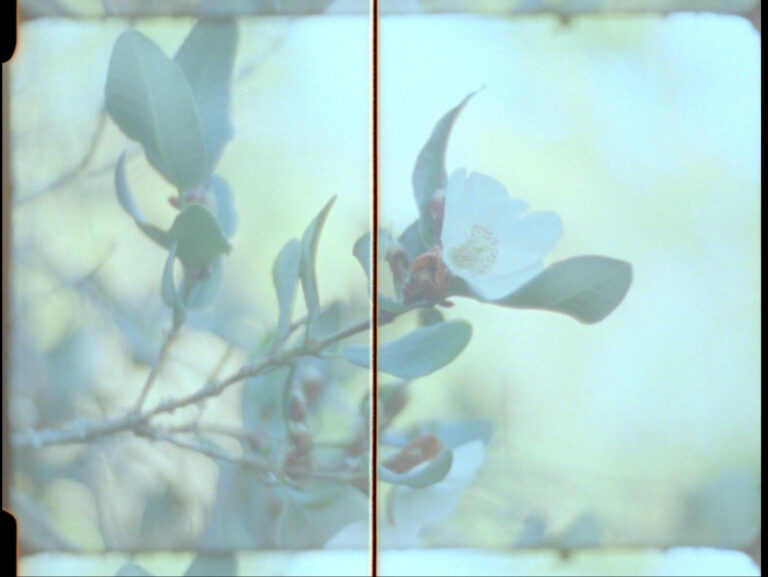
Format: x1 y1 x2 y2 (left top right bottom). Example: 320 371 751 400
412 91 478 246
115 153 170 248
344 320 472 379
273 239 302 341
181 256 223 308
493 256 633 324
352 232 371 282
161 242 180 308
175 19 238 173
105 30 207 190
208 175 238 238
299 196 336 332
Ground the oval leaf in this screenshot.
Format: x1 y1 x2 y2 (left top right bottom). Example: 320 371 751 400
493 256 633 324
273 239 302 341
344 320 472 379
168 204 231 270
175 19 238 174
300 196 336 334
105 30 207 190
412 91 479 246
379 448 453 489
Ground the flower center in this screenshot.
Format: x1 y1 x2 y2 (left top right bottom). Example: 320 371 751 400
449 224 498 275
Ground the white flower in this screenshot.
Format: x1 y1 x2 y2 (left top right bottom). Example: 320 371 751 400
440 169 562 300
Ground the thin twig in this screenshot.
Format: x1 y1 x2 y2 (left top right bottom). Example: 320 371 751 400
132 319 183 413
11 315 375 450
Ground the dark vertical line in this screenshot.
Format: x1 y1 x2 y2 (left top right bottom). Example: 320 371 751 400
370 0 379 575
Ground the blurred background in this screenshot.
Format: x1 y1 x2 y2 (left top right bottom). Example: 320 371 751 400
6 0 761 575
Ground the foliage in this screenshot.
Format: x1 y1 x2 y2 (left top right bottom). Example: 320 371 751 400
12 17 633 573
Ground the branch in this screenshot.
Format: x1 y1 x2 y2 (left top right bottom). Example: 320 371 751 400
11 315 373 450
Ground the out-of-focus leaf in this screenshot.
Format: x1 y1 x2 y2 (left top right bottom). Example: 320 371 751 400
181 256 223 308
299 196 336 334
418 308 444 327
412 91 478 246
353 232 371 282
417 419 494 449
115 564 153 576
379 296 409 316
275 480 367 549
201 461 277 550
114 153 170 248
105 30 207 190
175 19 238 174
183 552 237 577
344 320 471 379
398 220 428 263
208 175 238 238
168 204 231 270
139 488 191 549
379 448 453 489
491 256 633 324
241 366 292 434
161 242 180 308
272 239 302 342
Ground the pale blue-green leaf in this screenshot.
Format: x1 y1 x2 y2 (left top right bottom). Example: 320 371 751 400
276 480 367 549
175 19 238 173
115 564 153 576
161 242 180 308
168 204 231 270
398 219 427 263
426 419 494 449
183 552 237 577
379 448 453 489
379 296 409 316
273 239 302 341
300 196 336 333
115 153 170 248
208 175 238 238
352 232 371 283
344 320 471 379
418 308 444 327
181 256 223 308
105 30 207 190
491 256 633 324
412 91 478 246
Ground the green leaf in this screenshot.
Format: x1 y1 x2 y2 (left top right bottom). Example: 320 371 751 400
183 553 237 577
379 448 453 489
275 481 368 549
114 153 171 248
412 91 478 246
398 220 428 263
105 30 207 191
181 256 223 308
299 196 336 334
208 175 238 238
115 564 153 577
352 232 371 283
493 256 633 324
344 320 472 379
161 242 180 308
273 239 302 341
168 204 231 270
175 19 238 174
